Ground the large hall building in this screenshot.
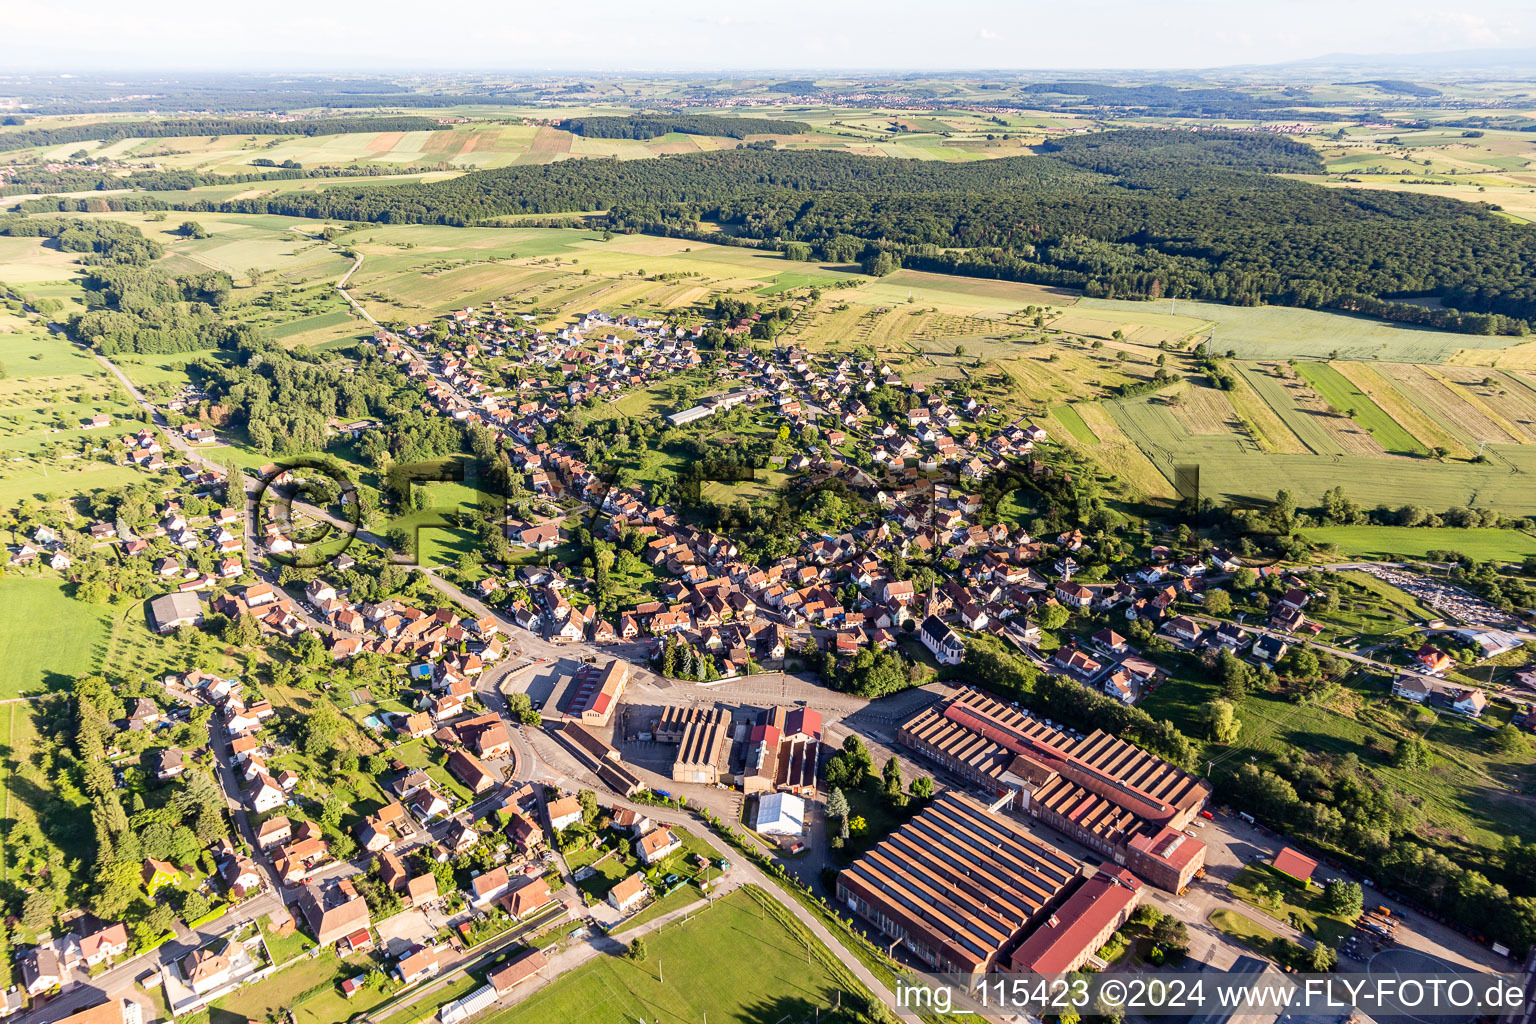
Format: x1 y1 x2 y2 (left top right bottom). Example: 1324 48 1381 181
898 687 1210 891
836 793 1143 979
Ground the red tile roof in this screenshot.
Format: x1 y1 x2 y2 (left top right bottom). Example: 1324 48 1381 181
1272 846 1318 883
1009 872 1141 974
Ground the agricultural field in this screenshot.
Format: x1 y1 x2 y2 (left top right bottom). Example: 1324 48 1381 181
0 211 366 350
1070 403 1178 500
0 107 1097 200
1301 526 1536 562
1373 364 1529 446
1075 297 1522 363
1050 404 1098 445
0 309 149 511
106 210 356 287
342 225 854 324
1295 361 1428 455
1103 375 1536 514
1330 362 1471 458
1303 126 1536 224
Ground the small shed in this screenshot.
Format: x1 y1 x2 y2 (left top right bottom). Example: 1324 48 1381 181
1272 846 1318 885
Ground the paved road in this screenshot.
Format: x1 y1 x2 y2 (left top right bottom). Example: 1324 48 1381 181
337 255 377 327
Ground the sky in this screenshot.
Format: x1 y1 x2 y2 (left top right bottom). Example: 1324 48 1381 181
4 0 1534 73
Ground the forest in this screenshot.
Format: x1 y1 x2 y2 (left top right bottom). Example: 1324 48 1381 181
0 115 444 152
186 130 1536 330
557 114 813 139
191 337 422 455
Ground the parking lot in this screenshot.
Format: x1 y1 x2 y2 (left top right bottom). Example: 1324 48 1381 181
1350 565 1518 628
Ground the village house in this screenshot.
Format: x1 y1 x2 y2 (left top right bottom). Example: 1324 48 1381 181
606 872 648 913
637 827 682 865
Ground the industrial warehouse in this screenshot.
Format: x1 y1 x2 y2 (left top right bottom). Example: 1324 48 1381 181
836 793 1144 979
899 688 1210 891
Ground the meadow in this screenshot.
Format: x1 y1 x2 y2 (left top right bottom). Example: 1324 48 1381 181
0 577 116 697
1300 526 1536 562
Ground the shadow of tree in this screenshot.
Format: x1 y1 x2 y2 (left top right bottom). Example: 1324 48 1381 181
737 991 869 1024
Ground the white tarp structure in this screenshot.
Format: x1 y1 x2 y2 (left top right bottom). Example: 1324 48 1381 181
441 983 497 1024
754 792 806 836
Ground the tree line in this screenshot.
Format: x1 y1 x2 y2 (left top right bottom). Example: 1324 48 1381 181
0 160 456 198
557 114 813 139
0 115 444 152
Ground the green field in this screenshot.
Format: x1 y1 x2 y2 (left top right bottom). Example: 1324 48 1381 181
1051 403 1099 445
1076 297 1522 363
1105 380 1536 514
0 577 117 697
1296 362 1428 455
1301 526 1536 562
481 888 851 1024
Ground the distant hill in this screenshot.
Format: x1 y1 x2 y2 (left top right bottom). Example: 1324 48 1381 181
1346 79 1442 97
557 114 813 140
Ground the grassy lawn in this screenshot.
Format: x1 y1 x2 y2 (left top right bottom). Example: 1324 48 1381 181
572 845 639 901
1208 909 1288 961
293 979 395 1024
383 478 487 569
1301 525 1536 562
1227 863 1355 945
208 947 372 1024
563 841 610 872
259 916 317 966
0 576 117 697
479 888 851 1024
618 884 705 932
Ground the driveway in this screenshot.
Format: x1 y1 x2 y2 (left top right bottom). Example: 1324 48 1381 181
375 908 437 957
